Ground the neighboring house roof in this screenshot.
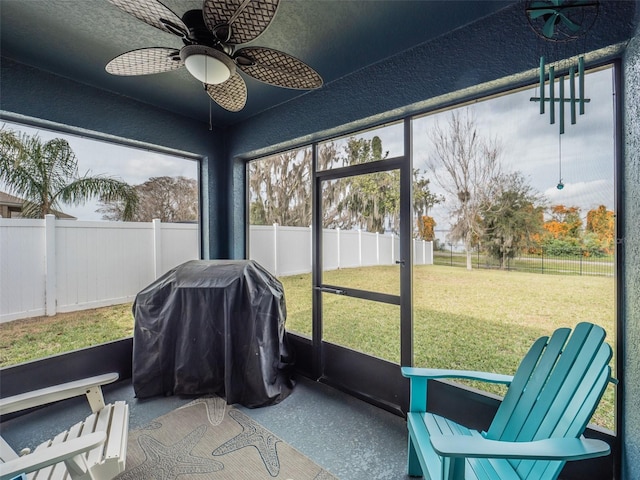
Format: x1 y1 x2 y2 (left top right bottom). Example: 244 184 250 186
0 191 76 219
0 191 23 206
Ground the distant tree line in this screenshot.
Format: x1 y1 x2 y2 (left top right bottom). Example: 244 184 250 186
249 116 615 272
248 136 442 236
535 204 614 258
98 176 198 223
427 110 614 269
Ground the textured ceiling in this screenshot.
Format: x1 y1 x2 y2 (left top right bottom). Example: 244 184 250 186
0 0 513 127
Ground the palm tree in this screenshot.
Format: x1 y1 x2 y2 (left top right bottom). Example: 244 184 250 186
0 128 138 219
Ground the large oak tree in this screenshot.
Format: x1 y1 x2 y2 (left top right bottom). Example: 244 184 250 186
426 110 502 269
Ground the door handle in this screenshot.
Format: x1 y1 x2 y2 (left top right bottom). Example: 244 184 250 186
315 286 346 295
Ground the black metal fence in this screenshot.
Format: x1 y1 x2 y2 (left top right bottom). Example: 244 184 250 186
433 245 614 277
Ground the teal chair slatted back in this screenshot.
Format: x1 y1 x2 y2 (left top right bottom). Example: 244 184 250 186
485 322 613 479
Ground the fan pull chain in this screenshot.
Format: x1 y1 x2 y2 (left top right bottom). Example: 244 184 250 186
203 54 213 131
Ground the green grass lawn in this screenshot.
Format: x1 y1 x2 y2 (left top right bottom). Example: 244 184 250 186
0 265 616 430
0 304 134 367
280 265 615 430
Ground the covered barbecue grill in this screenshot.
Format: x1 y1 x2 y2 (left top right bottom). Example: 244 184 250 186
132 259 293 407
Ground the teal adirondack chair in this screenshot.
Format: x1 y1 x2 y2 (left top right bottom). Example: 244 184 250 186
401 322 616 479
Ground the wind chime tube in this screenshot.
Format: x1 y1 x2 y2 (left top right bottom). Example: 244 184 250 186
559 75 565 134
570 66 576 125
549 65 555 125
539 56 545 114
579 56 585 115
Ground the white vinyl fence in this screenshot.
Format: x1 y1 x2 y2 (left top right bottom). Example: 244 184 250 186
0 219 432 322
249 224 433 277
0 216 199 323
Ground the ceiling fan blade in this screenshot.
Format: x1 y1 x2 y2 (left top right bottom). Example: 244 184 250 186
205 73 248 112
542 13 560 38
107 0 189 38
236 47 322 89
106 48 183 76
202 0 279 45
528 8 560 19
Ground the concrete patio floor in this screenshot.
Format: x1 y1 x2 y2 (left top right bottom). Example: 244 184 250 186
1 374 409 479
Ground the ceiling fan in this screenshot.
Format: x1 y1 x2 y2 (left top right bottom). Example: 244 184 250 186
105 0 323 112
525 0 598 41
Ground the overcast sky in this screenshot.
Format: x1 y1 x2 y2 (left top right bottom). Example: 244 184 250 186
2 66 613 231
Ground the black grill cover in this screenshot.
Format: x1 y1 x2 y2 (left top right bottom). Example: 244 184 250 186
132 260 294 407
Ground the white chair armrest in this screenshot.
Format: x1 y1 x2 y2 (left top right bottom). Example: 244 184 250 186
0 432 106 480
0 373 119 415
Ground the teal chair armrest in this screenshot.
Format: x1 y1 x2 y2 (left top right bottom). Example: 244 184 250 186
401 366 513 412
430 435 611 461
401 367 513 385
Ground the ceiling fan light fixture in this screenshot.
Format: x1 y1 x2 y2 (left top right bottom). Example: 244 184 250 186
106 0 322 113
180 45 235 84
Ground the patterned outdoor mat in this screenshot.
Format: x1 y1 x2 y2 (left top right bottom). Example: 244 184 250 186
115 395 338 480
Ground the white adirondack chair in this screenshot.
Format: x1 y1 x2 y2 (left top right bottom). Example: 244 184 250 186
0 373 129 480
